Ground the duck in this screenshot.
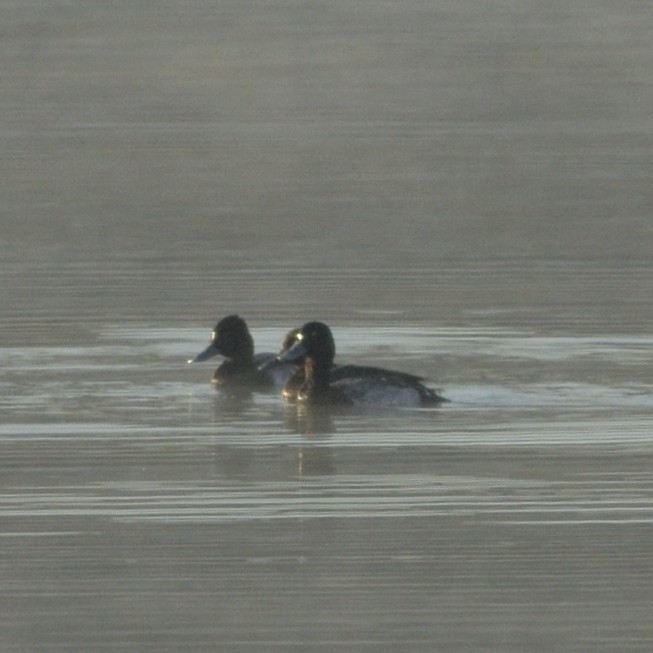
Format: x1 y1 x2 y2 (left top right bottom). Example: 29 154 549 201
188 315 297 389
261 326 345 402
277 321 447 406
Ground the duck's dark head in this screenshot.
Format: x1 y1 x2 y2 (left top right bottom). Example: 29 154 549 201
278 321 336 366
189 314 255 363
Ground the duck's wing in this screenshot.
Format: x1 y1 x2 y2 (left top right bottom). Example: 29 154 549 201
330 364 447 405
330 364 427 385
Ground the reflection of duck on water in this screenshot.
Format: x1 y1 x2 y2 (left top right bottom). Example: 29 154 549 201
297 445 335 476
278 322 447 407
188 315 297 389
284 401 336 435
282 401 337 476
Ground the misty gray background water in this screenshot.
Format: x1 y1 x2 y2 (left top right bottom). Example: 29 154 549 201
3 1 653 651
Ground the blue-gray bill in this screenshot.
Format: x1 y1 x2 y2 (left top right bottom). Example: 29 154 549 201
188 342 221 364
276 338 307 364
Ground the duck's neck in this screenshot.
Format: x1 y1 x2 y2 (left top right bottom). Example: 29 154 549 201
233 353 255 369
302 357 330 398
215 355 256 384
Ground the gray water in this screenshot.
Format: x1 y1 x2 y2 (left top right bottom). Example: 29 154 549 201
3 1 653 651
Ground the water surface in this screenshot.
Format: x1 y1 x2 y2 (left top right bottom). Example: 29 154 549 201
3 1 653 651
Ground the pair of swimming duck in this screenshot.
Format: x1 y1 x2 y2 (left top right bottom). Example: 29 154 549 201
189 315 446 406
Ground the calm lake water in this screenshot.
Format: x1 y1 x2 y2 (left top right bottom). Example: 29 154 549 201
3 1 653 651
